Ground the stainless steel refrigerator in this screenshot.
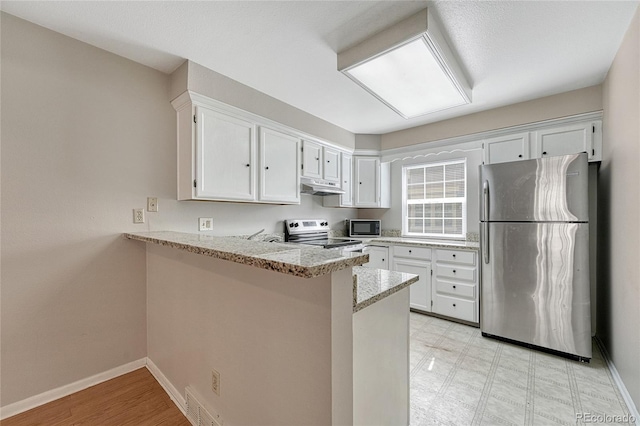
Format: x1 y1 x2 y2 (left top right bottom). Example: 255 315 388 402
479 152 591 361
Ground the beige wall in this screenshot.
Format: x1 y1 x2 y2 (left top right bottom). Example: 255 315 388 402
174 60 356 150
146 243 353 425
355 134 381 151
0 13 357 409
600 6 640 411
382 85 603 150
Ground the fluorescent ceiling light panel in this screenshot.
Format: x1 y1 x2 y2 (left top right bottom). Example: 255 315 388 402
338 9 472 119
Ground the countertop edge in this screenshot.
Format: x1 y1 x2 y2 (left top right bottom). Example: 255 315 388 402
125 232 367 279
352 267 420 313
366 238 479 251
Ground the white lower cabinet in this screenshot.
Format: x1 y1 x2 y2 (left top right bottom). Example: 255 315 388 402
362 246 389 270
391 246 432 313
390 245 479 324
432 248 479 323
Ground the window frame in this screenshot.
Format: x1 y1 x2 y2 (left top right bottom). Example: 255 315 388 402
401 158 467 239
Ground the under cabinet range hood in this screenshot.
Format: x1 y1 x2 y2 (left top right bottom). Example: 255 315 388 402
300 177 345 196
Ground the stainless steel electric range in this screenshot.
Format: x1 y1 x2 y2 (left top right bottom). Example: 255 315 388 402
284 219 364 251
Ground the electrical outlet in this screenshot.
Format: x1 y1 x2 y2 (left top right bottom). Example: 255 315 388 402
211 369 220 396
199 217 213 231
133 208 145 224
147 197 158 212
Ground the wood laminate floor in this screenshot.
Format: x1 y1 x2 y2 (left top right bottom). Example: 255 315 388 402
1 368 190 426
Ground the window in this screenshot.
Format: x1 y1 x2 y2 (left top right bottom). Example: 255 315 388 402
402 159 466 238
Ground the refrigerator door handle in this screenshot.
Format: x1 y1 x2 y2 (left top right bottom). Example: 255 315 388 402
483 180 490 264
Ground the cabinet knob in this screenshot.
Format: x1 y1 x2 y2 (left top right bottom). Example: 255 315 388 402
359 182 362 184
382 259 385 262
543 151 547 155
409 250 412 253
246 164 250 167
453 270 456 273
265 166 269 170
453 285 456 289
315 157 319 160
327 160 330 163
518 154 522 158
453 304 456 307
452 254 456 258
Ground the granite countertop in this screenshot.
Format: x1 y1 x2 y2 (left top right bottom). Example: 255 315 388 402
367 237 480 251
352 266 419 313
125 231 368 279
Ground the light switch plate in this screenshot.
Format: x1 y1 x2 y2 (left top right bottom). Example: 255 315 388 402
199 217 213 231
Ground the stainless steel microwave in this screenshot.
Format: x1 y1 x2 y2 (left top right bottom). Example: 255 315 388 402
348 219 381 237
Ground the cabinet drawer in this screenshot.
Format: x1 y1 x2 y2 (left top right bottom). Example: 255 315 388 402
434 295 476 323
436 265 475 282
435 279 475 299
436 249 475 265
393 245 431 260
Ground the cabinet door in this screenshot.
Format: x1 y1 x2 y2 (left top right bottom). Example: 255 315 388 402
195 106 256 201
534 123 594 160
354 157 380 207
484 133 530 164
362 246 389 269
341 153 353 206
259 127 300 204
302 140 322 179
393 258 431 312
323 147 341 183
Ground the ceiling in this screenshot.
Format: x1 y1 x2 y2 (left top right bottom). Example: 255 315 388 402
2 1 638 135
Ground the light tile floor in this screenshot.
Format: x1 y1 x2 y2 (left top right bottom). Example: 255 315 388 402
410 312 635 426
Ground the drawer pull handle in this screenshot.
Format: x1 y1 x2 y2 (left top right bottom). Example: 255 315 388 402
409 250 412 253
452 254 456 258
453 270 456 273
453 304 456 307
453 285 456 289
382 259 385 262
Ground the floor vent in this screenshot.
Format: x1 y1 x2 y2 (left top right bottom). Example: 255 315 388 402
185 386 222 426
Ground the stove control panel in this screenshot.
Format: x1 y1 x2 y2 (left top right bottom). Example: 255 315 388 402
285 219 329 234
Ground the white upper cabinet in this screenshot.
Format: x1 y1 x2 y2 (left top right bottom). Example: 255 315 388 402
340 152 353 206
484 132 530 165
483 119 602 165
173 92 303 204
355 157 379 207
533 122 599 161
323 152 353 208
194 106 256 201
302 140 323 179
259 127 300 204
354 157 391 208
302 141 341 183
323 147 341 183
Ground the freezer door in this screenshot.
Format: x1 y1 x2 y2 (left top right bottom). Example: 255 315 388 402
480 153 588 222
480 222 591 358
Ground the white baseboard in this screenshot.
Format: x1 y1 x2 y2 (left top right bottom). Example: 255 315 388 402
145 358 186 416
595 337 640 426
0 358 146 420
